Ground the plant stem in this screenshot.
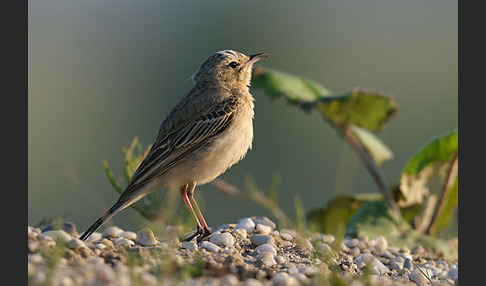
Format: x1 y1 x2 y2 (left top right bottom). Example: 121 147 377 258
211 179 295 228
425 153 458 235
343 126 401 219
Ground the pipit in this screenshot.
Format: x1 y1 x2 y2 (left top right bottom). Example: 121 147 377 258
80 50 267 242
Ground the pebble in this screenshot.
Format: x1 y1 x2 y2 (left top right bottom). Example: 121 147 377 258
255 244 277 256
113 237 135 247
272 272 299 286
221 274 239 285
86 232 103 243
255 224 272 235
209 232 235 248
182 240 198 251
251 234 274 246
235 218 256 232
137 229 158 246
322 234 335 245
103 226 124 238
409 269 430 286
68 238 87 250
63 222 79 237
345 238 359 248
252 216 276 229
234 228 247 239
42 230 72 243
261 252 276 267
280 232 293 241
275 255 286 264
200 241 221 253
374 236 388 254
120 231 137 241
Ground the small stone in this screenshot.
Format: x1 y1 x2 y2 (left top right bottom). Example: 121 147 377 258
255 224 272 235
350 247 361 257
275 255 286 264
182 240 198 251
255 243 277 256
380 250 394 259
234 228 247 239
374 236 388 254
120 231 137 241
322 234 335 244
113 237 135 247
280 232 293 241
252 216 276 229
29 254 44 264
235 218 256 233
103 226 124 238
410 269 430 286
86 232 103 243
137 229 158 246
317 242 333 256
200 241 221 252
68 238 87 250
250 234 274 246
95 243 106 250
209 232 235 247
261 252 276 267
345 238 359 248
221 274 239 285
272 272 298 286
42 230 72 243
299 265 319 276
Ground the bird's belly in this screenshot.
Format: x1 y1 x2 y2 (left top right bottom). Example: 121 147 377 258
163 114 253 188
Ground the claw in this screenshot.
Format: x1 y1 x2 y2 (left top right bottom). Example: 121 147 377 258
196 228 212 242
182 227 204 242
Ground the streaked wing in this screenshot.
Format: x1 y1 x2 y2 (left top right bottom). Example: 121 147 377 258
126 95 239 190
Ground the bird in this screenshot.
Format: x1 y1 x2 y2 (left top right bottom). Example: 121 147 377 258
79 50 268 242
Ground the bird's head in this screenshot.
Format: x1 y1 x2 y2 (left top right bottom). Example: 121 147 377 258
193 50 268 88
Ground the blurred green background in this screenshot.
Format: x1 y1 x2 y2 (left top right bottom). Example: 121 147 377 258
28 0 457 233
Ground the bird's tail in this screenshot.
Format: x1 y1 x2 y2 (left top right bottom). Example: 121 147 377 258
79 198 130 241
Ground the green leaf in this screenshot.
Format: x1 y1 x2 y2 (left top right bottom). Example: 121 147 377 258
350 125 393 166
252 67 397 131
399 130 458 207
307 194 381 236
346 201 409 238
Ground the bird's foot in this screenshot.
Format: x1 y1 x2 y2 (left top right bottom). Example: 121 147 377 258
182 227 211 242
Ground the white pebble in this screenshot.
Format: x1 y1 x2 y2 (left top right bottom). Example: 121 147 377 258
235 218 256 233
42 230 72 243
255 243 277 256
255 224 272 235
68 238 87 250
272 272 299 286
345 238 359 248
221 274 239 286
200 241 221 253
103 226 124 238
374 236 388 254
120 231 137 241
136 229 158 246
280 232 293 241
113 237 135 247
86 232 103 243
261 252 276 267
209 232 235 248
182 240 198 251
234 228 247 239
322 234 335 244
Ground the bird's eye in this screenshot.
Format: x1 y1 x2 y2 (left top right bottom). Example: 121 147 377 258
228 61 239 68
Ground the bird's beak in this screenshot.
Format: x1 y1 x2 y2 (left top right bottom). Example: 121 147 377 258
244 52 269 68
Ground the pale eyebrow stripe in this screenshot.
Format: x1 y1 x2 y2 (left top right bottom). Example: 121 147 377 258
216 50 237 57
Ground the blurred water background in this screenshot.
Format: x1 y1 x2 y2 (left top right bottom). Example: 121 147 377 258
28 0 457 235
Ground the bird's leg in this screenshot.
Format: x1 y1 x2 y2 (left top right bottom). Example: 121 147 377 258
187 182 212 241
180 184 204 241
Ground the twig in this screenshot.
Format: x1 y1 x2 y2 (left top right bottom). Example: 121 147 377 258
343 126 401 219
425 153 458 235
211 179 295 228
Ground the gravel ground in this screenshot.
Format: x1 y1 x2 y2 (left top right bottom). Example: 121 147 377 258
28 217 458 286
